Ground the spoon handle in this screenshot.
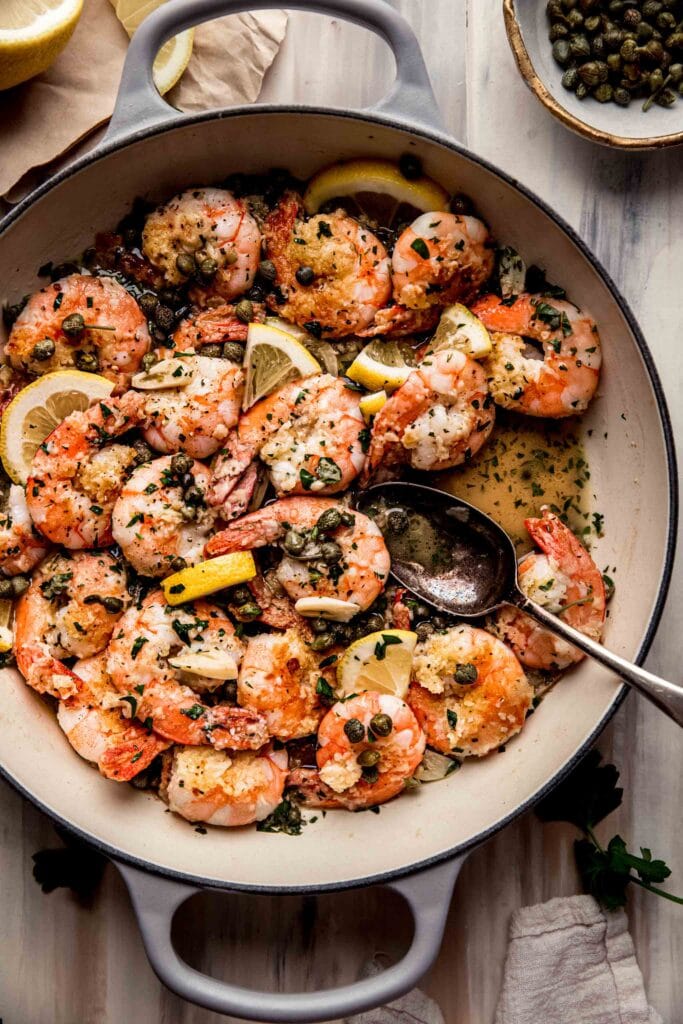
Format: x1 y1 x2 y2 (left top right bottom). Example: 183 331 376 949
513 594 683 727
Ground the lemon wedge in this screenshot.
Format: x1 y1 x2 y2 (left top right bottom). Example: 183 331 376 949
0 599 13 654
430 304 492 360
0 370 114 485
265 316 338 376
168 650 238 680
303 159 449 217
0 0 83 91
294 597 360 622
161 552 257 606
111 0 194 95
346 340 415 393
359 390 387 421
337 629 418 699
242 322 321 411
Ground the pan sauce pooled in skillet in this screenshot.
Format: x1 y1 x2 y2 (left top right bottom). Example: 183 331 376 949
0 156 606 831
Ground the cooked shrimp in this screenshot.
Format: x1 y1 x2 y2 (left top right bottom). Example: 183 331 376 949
6 274 151 389
162 745 288 827
357 303 440 339
14 551 129 700
288 692 425 809
26 391 143 549
209 374 366 505
240 571 309 632
0 484 48 576
263 192 391 337
142 189 261 302
363 347 495 480
390 212 494 311
140 355 244 459
111 455 214 578
205 497 391 612
106 591 267 750
407 624 532 758
238 628 333 740
58 653 170 782
493 508 606 670
472 293 602 417
172 303 265 348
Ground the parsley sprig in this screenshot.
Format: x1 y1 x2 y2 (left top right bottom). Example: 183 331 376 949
536 750 682 910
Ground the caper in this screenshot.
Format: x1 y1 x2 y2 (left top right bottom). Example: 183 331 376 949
235 299 253 323
623 59 641 79
320 541 342 564
567 8 584 28
179 472 194 490
224 249 239 266
222 342 244 363
561 66 579 89
678 79 683 95
138 292 159 316
310 617 330 634
448 193 474 215
228 588 250 608
608 0 624 14
75 350 100 372
592 34 608 56
295 266 315 286
642 0 662 17
340 511 356 528
10 575 29 597
316 507 342 533
198 257 218 281
579 0 599 11
0 578 13 598
369 712 393 737
237 601 262 620
620 36 638 59
258 259 277 282
184 484 205 507
636 21 654 41
584 14 601 32
132 439 153 464
665 32 683 51
309 632 335 651
169 556 187 572
570 33 592 58
622 7 641 28
432 615 451 631
362 766 379 784
644 38 665 62
140 352 158 373
561 0 577 10
364 612 386 633
153 304 175 332
343 718 365 743
578 59 608 85
171 452 193 477
102 596 124 614
593 82 614 101
552 38 572 64
613 85 632 104
604 26 623 48
386 508 409 533
398 153 422 180
655 85 677 105
648 67 665 90
175 252 196 277
415 621 435 642
283 529 306 556
357 748 380 768
201 343 222 358
547 0 564 17
575 81 589 97
656 11 676 29
550 22 569 39
669 62 683 82
31 338 55 362
61 312 85 337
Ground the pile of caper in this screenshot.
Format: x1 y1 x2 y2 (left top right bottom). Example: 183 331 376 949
547 0 683 109
343 713 393 783
163 453 206 521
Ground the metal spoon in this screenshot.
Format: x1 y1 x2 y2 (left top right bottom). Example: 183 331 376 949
357 481 683 727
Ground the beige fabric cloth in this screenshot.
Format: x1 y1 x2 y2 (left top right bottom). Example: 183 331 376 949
0 0 287 200
495 895 663 1024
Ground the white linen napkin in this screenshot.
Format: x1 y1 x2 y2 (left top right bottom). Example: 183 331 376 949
494 895 663 1024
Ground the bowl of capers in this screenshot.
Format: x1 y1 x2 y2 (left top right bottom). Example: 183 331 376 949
503 0 683 148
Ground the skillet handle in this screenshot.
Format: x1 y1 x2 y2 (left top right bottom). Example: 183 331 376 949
115 853 464 1022
104 0 444 144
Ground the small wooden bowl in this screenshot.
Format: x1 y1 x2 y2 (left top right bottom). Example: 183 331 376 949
503 0 683 149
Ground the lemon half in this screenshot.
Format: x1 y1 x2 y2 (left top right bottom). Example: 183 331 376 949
0 370 114 485
0 0 83 91
112 0 194 95
162 552 257 606
359 390 387 421
337 629 418 700
430 304 492 360
303 159 449 217
242 322 321 411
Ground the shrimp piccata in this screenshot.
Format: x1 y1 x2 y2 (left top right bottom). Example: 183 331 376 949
3 159 610 830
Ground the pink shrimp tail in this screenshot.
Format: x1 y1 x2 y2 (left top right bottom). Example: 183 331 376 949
99 727 171 782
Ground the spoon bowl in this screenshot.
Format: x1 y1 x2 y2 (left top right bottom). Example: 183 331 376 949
357 480 683 727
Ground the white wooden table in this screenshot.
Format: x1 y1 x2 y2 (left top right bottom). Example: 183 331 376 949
1 3 682 1021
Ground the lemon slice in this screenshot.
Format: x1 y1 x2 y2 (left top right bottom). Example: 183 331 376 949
359 390 387 422
303 159 449 218
430 304 492 360
161 552 257 606
337 629 417 699
0 370 114 485
294 597 360 622
131 357 196 390
0 0 83 91
168 650 238 680
242 322 321 411
265 317 338 376
0 599 13 654
111 0 194 95
346 340 415 393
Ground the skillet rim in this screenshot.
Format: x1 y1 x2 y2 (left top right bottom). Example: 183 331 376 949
0 105 677 894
